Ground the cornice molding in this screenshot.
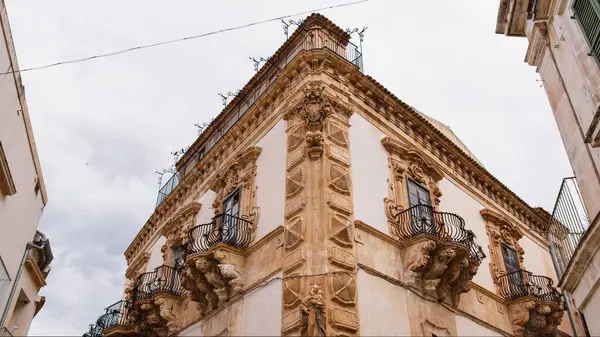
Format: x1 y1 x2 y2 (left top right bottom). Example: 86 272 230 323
337 65 550 239
124 61 313 264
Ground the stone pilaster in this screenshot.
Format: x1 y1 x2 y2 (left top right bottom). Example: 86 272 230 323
281 82 359 336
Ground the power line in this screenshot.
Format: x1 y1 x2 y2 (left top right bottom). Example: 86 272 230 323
1 0 371 76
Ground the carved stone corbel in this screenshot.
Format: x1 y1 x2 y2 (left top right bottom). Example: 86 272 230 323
213 248 245 296
195 257 229 305
422 247 457 292
403 239 436 286
154 296 177 332
508 300 537 337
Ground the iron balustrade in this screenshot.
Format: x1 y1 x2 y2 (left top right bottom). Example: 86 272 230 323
184 213 253 255
394 204 484 258
95 300 135 331
155 172 180 208
82 324 103 337
156 22 364 209
133 265 184 300
548 177 590 280
497 269 563 304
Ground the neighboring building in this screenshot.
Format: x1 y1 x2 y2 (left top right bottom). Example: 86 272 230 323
0 1 53 336
495 0 600 335
86 14 572 337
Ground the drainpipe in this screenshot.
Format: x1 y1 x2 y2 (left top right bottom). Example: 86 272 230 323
0 241 44 328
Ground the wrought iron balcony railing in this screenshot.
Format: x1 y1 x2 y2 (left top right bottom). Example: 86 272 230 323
394 204 485 262
156 21 364 209
183 213 253 255
82 324 103 337
548 177 590 280
96 300 136 331
497 269 563 304
134 265 184 300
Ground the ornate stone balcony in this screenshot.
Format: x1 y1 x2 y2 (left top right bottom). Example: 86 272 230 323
96 265 184 337
392 204 486 305
95 300 137 337
82 324 102 337
497 269 565 337
176 214 250 317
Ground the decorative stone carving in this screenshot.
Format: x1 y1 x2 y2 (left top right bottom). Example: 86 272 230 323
404 239 436 286
296 85 332 132
195 257 229 305
481 208 525 286
283 276 302 308
285 216 304 250
329 165 351 195
218 264 243 295
422 247 456 292
155 297 176 332
301 283 326 337
507 298 564 337
286 167 305 198
210 147 262 237
330 273 356 306
327 123 348 147
329 213 354 248
306 131 325 160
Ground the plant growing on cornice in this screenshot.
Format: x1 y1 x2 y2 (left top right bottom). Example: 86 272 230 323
194 118 215 135
154 166 177 187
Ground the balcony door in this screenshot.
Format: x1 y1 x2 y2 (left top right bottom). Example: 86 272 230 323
221 189 240 244
407 180 434 235
502 244 526 295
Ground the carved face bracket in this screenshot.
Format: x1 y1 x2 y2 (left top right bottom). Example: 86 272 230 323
180 248 245 316
401 237 480 307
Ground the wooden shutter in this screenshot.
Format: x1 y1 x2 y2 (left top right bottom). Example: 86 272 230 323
573 0 600 63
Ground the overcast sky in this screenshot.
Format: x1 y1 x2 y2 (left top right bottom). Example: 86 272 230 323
5 0 573 335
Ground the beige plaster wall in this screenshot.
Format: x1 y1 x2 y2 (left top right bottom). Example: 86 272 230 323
178 323 202 337
349 113 389 234
5 266 41 336
145 236 167 272
520 235 557 283
573 246 600 309
357 269 411 336
526 6 600 222
582 286 600 334
0 24 44 317
240 272 282 335
196 190 216 225
437 178 495 292
455 315 502 336
254 120 286 241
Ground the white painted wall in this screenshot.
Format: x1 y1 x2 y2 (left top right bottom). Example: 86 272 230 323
178 322 202 337
196 190 217 225
455 315 501 336
520 235 557 283
350 113 389 234
437 178 495 291
145 236 167 272
254 120 286 241
241 272 282 335
357 269 411 336
582 287 600 335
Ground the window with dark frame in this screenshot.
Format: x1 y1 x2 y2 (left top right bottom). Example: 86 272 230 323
572 0 600 65
407 179 432 207
221 189 241 244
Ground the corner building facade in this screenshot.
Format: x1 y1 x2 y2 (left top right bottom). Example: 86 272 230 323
88 14 573 337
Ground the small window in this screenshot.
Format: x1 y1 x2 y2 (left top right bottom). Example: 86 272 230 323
407 180 432 207
197 147 205 161
34 178 40 196
501 244 520 274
